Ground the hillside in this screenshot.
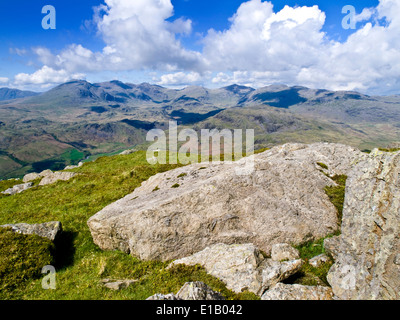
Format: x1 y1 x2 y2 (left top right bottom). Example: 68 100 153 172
0 80 399 179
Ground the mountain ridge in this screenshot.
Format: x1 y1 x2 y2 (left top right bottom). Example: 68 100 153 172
0 80 399 179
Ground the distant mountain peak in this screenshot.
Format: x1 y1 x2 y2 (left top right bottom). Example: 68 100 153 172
222 84 255 94
0 87 39 101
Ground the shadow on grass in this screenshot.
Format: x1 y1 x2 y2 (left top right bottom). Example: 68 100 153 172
53 230 78 270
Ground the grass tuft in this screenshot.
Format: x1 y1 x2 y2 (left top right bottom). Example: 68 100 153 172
0 227 54 296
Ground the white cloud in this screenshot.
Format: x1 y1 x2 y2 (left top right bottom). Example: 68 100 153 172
10 0 400 94
32 0 203 74
157 71 203 86
0 77 9 84
14 66 85 87
203 0 400 94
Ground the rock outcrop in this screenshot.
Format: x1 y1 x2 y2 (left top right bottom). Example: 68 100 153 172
1 182 33 195
327 149 400 300
0 221 62 241
88 143 364 261
39 171 78 186
169 243 303 296
100 279 138 291
261 283 333 300
23 173 40 183
64 162 84 170
22 169 78 186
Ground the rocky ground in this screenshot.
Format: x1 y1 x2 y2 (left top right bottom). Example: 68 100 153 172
1 143 399 300
86 143 400 300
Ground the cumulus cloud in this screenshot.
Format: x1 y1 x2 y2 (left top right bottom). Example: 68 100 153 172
14 66 85 88
157 71 204 86
31 0 203 75
0 77 9 84
10 0 400 94
203 0 400 94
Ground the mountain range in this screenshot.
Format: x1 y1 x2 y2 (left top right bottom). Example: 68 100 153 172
0 80 399 179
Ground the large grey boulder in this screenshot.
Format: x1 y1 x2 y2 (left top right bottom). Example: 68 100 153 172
169 243 303 296
327 149 400 300
261 283 333 300
0 221 62 241
88 143 364 262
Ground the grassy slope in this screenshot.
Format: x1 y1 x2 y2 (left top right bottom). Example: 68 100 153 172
0 151 258 300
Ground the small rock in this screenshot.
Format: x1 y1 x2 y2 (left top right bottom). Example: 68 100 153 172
261 283 333 300
146 293 180 300
394 254 400 266
309 254 331 268
64 162 84 170
23 173 40 183
271 243 300 261
0 221 62 242
101 279 137 291
1 182 33 195
119 149 136 156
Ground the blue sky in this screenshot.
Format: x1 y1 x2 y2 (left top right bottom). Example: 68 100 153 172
2 0 399 95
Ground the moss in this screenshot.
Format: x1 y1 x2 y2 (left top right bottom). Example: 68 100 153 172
286 237 334 287
171 183 180 188
152 186 160 192
177 173 187 178
379 148 400 153
324 174 347 227
0 227 54 294
317 162 329 170
254 147 270 155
